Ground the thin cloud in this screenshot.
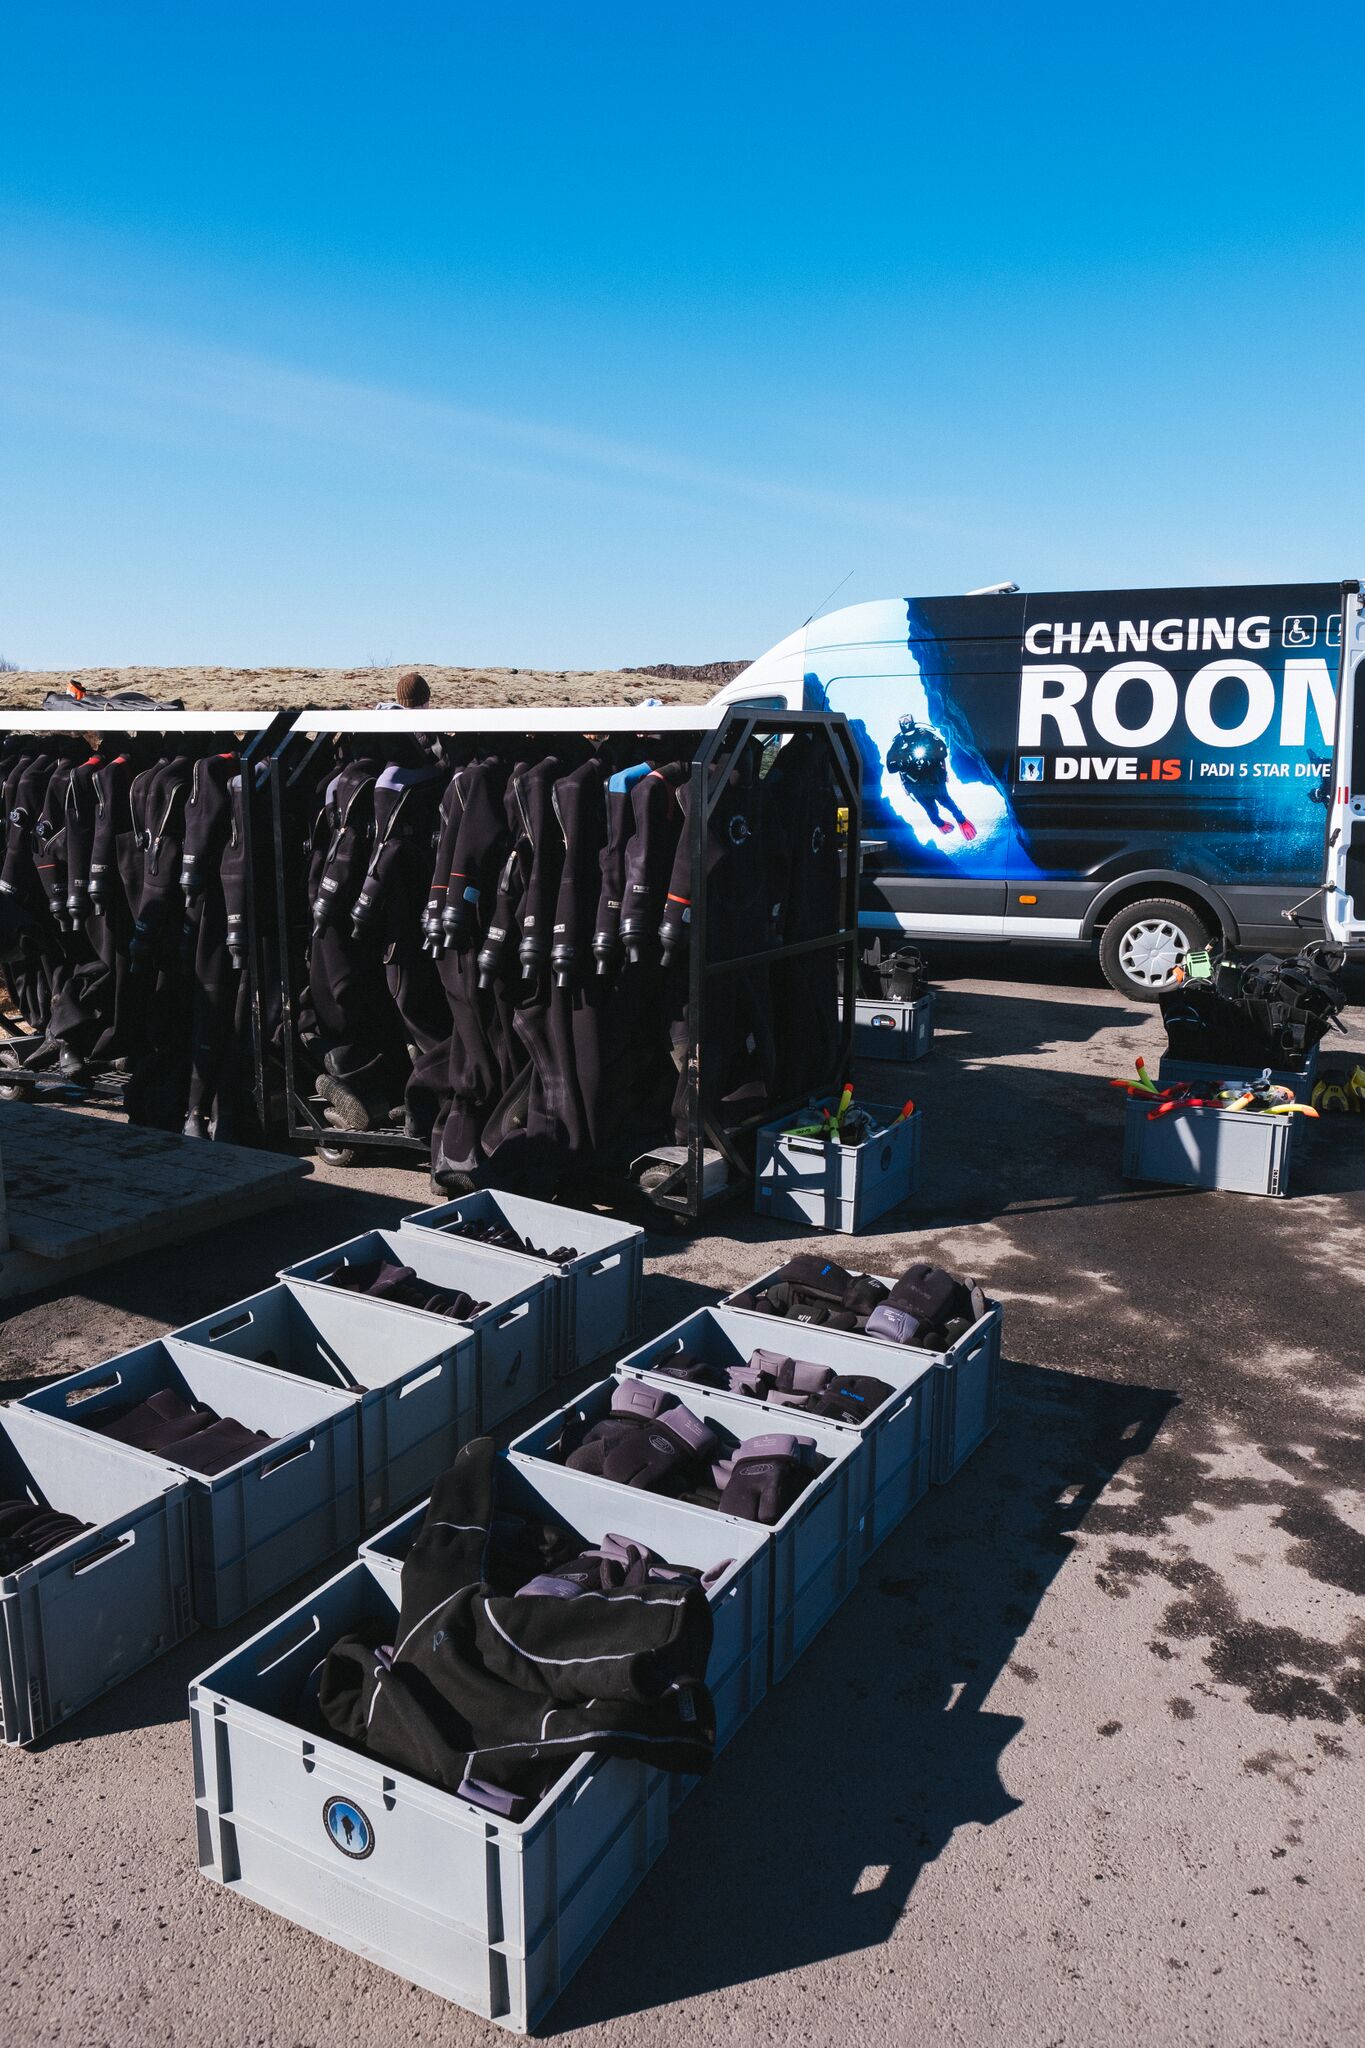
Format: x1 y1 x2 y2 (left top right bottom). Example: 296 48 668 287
0 297 959 536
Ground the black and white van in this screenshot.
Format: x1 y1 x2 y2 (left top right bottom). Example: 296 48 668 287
715 580 1357 1001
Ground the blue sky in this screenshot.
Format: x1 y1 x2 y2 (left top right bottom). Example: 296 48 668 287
2 2 1361 671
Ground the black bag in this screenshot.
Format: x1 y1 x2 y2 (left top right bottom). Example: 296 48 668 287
1161 943 1347 1066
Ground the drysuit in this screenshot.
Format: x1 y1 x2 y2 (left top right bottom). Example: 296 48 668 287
179 751 249 1137
315 1436 716 1806
764 729 842 1101
350 760 450 1137
305 758 411 1125
661 740 776 1143
427 755 527 1185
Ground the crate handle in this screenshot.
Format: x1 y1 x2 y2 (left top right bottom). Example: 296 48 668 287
64 1374 121 1407
398 1362 444 1398
205 1310 254 1342
495 1302 529 1331
587 1253 621 1277
261 1438 314 1478
951 1310 994 1366
256 1612 321 1674
71 1528 135 1576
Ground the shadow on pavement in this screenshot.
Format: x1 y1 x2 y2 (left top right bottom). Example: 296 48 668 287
548 1354 1178 2031
0 1179 417 1372
931 985 1148 1059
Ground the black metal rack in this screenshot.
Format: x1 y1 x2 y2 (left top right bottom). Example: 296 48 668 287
265 702 862 1222
0 708 293 1133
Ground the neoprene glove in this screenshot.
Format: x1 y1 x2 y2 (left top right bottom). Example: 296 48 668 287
864 1302 929 1346
885 1263 974 1342
565 1418 644 1477
811 1374 894 1423
720 1346 787 1399
846 1274 892 1321
717 1433 816 1524
651 1350 716 1385
564 1381 674 1477
602 1402 718 1490
771 1256 855 1306
769 1356 833 1398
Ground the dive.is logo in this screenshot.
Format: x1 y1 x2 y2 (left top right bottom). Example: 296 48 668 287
323 1795 375 1859
1018 755 1044 783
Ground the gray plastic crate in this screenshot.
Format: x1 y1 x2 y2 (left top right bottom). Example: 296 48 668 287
18 1340 361 1628
1156 1048 1318 1095
840 989 935 1062
753 1098 920 1233
723 1267 1004 1486
401 1192 644 1377
1123 1096 1295 1196
507 1373 864 1682
280 1229 552 1430
360 1454 770 1775
616 1307 934 1556
172 1283 478 1534
0 1405 194 1745
191 1556 669 2032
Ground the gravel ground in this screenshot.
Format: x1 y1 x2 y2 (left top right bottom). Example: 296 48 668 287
1 942 1363 2048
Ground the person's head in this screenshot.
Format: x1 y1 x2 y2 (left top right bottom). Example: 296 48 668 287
395 670 431 709
898 712 917 732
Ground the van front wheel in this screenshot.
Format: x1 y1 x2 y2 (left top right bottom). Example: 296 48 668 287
1098 898 1213 1002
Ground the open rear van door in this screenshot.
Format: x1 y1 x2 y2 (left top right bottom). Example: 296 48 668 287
1323 581 1365 945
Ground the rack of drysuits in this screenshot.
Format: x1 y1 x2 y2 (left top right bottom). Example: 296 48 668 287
0 710 290 1140
271 704 862 1220
0 704 862 1224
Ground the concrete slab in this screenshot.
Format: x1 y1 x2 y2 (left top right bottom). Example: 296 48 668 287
0 1101 308 1298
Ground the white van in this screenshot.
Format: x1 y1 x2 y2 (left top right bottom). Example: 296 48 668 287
714 578 1357 1001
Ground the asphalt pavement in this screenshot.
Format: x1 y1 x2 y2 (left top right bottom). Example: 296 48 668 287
2 941 1363 2048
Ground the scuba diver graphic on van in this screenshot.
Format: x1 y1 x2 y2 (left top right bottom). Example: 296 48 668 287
886 715 978 841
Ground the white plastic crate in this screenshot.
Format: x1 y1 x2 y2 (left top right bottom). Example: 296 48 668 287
400 1192 644 1377
0 1405 194 1744
723 1267 1004 1486
17 1339 361 1628
190 1556 672 2032
753 1098 920 1233
360 1454 770 1772
839 989 935 1062
507 1373 864 1682
1123 1096 1296 1196
172 1282 478 1533
1155 1050 1317 1095
280 1228 552 1430
615 1306 935 1556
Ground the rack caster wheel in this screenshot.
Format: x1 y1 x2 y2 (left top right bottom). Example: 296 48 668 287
0 1055 36 1102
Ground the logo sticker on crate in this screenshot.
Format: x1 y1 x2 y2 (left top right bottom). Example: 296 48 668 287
323 1796 375 1860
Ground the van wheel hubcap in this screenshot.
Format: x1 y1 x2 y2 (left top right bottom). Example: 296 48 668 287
1119 918 1189 988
